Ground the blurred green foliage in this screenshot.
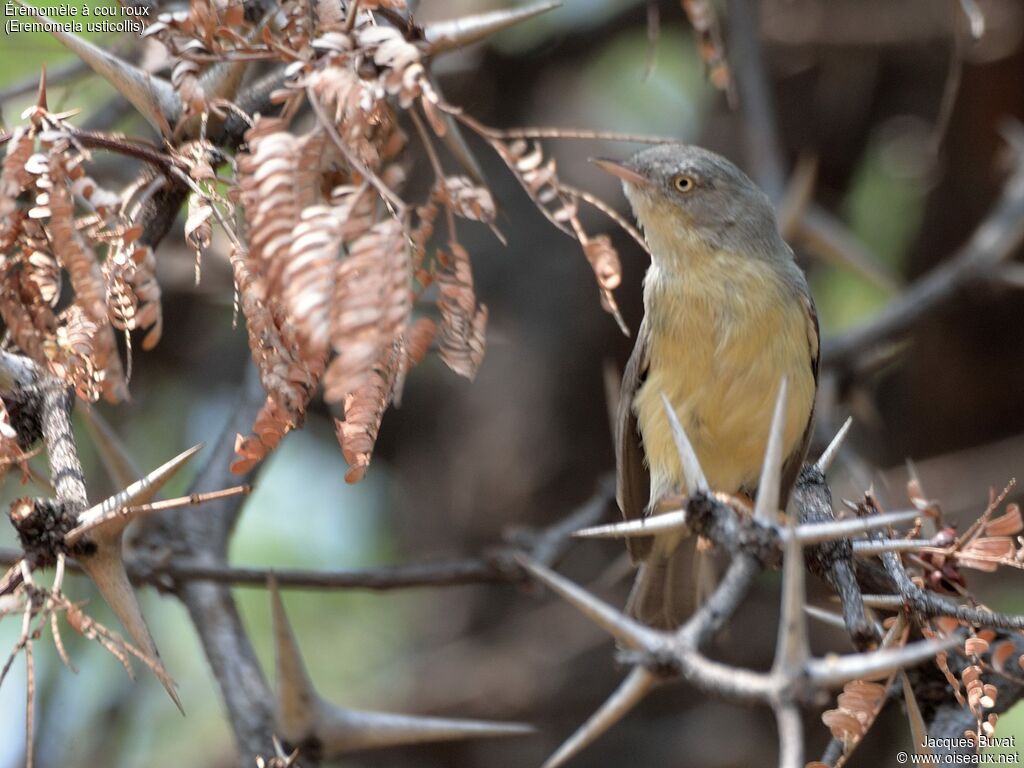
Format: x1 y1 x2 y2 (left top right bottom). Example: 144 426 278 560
578 27 712 140
0 0 120 129
811 125 930 332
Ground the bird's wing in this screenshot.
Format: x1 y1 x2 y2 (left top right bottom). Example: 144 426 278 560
780 293 821 509
616 321 652 562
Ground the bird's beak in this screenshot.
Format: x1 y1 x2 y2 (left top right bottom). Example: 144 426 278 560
590 158 648 187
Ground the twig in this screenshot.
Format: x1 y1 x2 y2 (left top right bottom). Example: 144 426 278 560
0 126 180 172
726 0 786 200
880 549 1024 631
0 58 92 104
0 483 614 592
0 353 87 513
307 88 407 215
557 182 651 255
0 549 513 591
461 124 675 144
795 204 902 294
823 141 1024 370
136 365 277 764
792 466 875 646
410 107 457 241
930 0 966 153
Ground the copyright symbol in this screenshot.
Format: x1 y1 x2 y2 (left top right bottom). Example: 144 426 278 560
896 752 908 764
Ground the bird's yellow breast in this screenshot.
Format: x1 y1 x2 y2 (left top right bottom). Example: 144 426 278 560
634 239 815 505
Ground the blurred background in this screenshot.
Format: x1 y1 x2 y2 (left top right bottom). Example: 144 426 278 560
2 0 1024 765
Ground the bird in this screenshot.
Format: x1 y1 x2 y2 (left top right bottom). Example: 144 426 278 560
592 144 820 628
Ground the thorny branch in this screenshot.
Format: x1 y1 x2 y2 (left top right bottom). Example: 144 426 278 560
140 365 278 762
5 343 1024 767
520 387 1024 768
2 0 1024 766
0 481 613 593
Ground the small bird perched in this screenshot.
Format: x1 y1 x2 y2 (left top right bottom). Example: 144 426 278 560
593 144 820 628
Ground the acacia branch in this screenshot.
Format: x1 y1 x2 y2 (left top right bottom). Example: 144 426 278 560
531 444 1024 768
726 0 787 200
135 365 277 766
0 485 612 592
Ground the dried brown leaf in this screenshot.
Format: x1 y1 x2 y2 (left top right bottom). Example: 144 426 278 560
324 219 409 402
436 243 486 380
231 396 295 474
821 679 888 754
335 346 400 483
985 504 1022 537
991 641 1016 673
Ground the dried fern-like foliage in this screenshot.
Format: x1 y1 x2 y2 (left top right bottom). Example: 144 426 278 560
807 480 1024 765
230 396 295 475
0 100 158 403
681 0 735 102
335 356 393 484
821 679 888 754
436 244 487 381
324 219 409 402
2 0 642 480
467 131 630 331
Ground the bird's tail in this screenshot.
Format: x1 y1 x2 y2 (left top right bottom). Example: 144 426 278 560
626 538 716 629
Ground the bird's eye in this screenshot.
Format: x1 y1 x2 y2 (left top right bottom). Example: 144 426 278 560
673 175 695 193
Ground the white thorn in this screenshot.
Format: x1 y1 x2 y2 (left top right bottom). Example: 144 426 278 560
270 576 532 755
754 377 788 525
815 417 853 473
14 0 178 135
515 555 663 651
540 667 658 768
772 512 808 676
904 459 938 538
959 0 986 40
423 1 561 55
573 510 689 540
851 539 932 556
900 670 930 758
659 393 708 493
807 633 960 688
792 509 921 545
269 575 319 741
774 703 804 768
860 595 905 610
803 605 847 631
67 444 204 545
78 545 181 711
317 706 532 756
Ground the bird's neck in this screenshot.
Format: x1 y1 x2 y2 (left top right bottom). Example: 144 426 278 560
639 217 717 280
642 242 792 337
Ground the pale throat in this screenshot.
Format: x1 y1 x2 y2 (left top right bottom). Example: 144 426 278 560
627 190 718 275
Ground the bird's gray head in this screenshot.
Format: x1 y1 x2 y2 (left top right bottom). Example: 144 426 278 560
593 144 787 265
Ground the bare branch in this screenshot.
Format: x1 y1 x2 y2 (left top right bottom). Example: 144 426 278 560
823 135 1024 370
774 704 804 768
